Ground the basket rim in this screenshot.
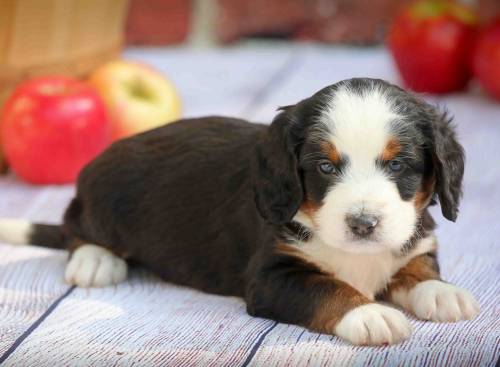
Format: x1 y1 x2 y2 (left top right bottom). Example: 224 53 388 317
0 40 123 85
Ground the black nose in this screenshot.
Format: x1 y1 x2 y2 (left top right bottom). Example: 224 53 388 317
346 214 379 237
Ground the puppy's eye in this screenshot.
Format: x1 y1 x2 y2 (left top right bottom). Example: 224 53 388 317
389 160 403 172
318 161 336 175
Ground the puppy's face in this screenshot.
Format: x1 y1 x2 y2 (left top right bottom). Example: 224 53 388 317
254 78 464 254
299 87 428 253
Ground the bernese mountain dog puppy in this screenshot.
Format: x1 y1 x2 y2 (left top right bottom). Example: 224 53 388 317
0 78 479 345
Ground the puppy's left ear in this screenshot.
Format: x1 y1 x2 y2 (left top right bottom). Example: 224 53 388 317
252 108 303 225
429 111 465 222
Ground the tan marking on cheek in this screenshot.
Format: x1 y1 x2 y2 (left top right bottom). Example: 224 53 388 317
321 142 341 164
275 241 295 256
300 199 320 228
382 138 401 161
414 177 436 211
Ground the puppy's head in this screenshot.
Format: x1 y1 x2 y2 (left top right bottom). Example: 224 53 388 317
253 78 464 253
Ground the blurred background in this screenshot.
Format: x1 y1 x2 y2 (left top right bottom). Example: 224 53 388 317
126 0 498 45
0 0 499 182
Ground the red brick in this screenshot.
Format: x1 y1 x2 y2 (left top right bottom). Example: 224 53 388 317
215 0 416 44
216 0 309 43
126 0 191 45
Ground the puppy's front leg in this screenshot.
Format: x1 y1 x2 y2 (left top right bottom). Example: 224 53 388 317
246 252 412 345
383 253 480 322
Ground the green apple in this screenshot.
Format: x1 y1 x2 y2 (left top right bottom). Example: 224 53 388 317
89 61 182 140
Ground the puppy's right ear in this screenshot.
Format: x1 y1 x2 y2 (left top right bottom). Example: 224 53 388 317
428 111 465 222
253 108 303 225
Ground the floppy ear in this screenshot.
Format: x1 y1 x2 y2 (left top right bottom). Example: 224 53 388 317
252 108 303 225
429 111 465 222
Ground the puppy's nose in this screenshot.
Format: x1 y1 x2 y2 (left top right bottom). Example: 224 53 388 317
346 214 379 237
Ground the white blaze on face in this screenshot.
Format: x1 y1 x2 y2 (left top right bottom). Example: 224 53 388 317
315 86 417 253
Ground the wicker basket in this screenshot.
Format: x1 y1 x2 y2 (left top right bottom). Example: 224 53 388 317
0 0 129 170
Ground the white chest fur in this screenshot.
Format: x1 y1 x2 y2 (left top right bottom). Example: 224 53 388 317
293 235 436 300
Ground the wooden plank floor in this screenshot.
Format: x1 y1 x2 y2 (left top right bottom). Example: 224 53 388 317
0 43 499 366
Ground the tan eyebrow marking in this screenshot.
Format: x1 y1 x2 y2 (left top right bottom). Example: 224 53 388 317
321 142 341 164
382 138 401 161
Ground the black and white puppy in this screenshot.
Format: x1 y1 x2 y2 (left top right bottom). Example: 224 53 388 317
0 78 479 345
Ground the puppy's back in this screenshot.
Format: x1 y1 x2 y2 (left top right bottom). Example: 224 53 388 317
63 117 268 294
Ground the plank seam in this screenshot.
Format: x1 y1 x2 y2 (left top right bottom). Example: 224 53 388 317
240 321 278 367
0 286 76 365
240 50 303 119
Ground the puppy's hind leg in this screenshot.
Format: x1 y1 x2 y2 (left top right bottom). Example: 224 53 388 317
65 244 128 288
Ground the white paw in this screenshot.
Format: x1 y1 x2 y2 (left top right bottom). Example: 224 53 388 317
409 280 480 322
335 303 412 346
65 244 127 287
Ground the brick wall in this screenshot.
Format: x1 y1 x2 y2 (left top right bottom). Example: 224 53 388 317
126 0 191 45
125 0 500 46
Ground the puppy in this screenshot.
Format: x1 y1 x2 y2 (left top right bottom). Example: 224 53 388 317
0 78 479 345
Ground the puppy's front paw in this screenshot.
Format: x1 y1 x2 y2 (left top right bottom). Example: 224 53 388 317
334 304 412 346
65 244 127 287
409 280 480 322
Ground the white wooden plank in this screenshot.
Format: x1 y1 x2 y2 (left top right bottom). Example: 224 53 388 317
249 45 397 122
124 43 295 118
4 271 275 366
0 244 68 356
0 177 74 355
0 176 74 222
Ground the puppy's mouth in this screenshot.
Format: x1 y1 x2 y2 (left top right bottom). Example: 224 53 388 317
349 235 380 246
341 235 386 253
315 228 386 254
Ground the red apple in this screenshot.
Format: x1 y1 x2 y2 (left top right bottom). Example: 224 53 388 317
473 17 500 101
387 0 478 93
89 61 182 140
0 77 111 184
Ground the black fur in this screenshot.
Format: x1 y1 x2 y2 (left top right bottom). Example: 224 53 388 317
252 109 304 225
245 249 327 326
65 117 268 296
428 112 465 221
29 224 64 249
